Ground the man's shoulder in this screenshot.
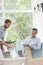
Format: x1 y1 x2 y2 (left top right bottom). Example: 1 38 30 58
0 25 4 31
26 36 31 39
36 37 41 41
36 37 40 39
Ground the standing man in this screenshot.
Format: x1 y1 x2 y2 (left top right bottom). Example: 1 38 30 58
0 19 12 49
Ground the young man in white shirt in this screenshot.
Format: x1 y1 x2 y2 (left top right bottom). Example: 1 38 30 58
23 28 41 58
24 28 41 50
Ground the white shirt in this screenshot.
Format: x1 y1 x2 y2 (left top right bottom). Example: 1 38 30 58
24 36 41 49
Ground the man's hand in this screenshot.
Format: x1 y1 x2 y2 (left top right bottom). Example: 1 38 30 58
29 46 34 50
7 44 16 48
0 41 13 48
6 44 12 48
26 45 34 50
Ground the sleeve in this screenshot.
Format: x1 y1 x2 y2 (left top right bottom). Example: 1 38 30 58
0 38 3 41
23 36 30 47
33 38 41 49
0 32 3 42
0 26 3 41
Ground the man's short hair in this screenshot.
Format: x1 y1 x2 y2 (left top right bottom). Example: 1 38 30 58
32 28 38 32
5 19 11 23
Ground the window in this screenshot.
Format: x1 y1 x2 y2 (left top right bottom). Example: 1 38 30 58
4 0 32 10
0 0 33 41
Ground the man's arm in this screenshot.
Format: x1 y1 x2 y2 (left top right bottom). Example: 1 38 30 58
23 36 34 50
0 41 11 48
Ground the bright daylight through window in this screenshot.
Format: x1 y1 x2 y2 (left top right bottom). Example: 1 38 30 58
0 0 33 41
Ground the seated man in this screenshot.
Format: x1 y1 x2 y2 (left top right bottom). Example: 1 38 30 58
23 28 41 58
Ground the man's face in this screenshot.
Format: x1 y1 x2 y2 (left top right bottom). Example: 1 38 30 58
4 23 11 29
32 30 37 37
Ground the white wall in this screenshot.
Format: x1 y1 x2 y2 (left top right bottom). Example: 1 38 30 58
33 0 43 42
